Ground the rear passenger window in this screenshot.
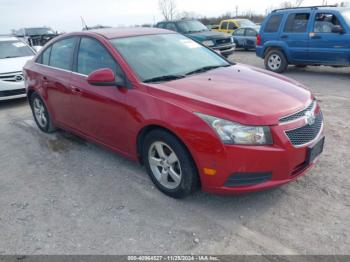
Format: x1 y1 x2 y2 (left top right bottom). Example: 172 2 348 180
38 46 51 65
221 22 228 30
264 15 283 33
284 13 310 33
246 29 258 36
49 38 76 71
77 37 123 77
234 28 245 36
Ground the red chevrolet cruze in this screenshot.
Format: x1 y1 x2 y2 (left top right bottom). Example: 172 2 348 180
23 28 325 198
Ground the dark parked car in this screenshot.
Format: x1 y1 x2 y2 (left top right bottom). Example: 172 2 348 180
24 28 324 198
256 6 350 73
232 26 260 50
155 19 235 57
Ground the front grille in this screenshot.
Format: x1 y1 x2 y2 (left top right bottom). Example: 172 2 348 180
285 113 323 146
0 89 26 97
0 71 24 82
280 100 316 123
215 38 232 46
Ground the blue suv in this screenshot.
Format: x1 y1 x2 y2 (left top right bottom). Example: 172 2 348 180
256 6 350 73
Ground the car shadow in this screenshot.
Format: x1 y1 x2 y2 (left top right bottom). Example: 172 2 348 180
0 97 28 109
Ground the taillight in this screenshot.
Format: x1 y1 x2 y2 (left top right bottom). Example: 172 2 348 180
256 34 262 46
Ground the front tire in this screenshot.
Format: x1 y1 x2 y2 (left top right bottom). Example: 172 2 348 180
142 129 198 199
265 49 288 73
30 92 56 133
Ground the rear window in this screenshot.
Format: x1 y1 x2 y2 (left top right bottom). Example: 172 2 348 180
284 13 310 33
264 14 283 33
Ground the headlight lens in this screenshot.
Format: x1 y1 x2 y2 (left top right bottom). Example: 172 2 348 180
196 113 273 145
202 40 215 47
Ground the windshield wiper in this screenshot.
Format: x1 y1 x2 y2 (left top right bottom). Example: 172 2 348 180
143 74 185 83
185 65 230 76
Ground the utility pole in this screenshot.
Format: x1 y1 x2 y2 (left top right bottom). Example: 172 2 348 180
235 5 239 18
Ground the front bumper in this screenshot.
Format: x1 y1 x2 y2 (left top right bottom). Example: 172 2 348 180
195 110 324 195
0 80 26 101
214 43 236 57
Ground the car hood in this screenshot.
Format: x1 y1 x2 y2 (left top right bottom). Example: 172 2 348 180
0 56 34 74
186 31 231 41
146 64 312 126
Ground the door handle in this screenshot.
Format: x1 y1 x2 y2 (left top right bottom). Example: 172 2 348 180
71 86 82 94
281 35 289 39
309 33 321 39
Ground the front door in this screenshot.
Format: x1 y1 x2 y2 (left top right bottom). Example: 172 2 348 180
69 37 131 154
308 12 350 65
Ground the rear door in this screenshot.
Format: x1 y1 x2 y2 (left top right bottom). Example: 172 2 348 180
232 28 245 47
219 21 229 33
227 21 238 34
245 28 259 48
280 12 311 62
39 37 77 126
308 11 350 65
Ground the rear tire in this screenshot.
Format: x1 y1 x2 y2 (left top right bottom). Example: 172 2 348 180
265 49 288 73
142 129 198 199
30 92 56 133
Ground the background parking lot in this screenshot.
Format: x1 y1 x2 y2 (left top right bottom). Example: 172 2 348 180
0 51 349 255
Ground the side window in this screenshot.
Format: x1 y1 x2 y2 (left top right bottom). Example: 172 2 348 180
228 22 238 30
221 22 228 30
234 28 245 36
165 23 177 31
284 13 310 33
246 29 258 36
49 38 76 71
314 13 342 33
41 46 51 65
77 37 123 78
264 15 283 33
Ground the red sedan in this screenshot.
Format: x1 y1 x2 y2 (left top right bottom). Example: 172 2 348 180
23 28 324 198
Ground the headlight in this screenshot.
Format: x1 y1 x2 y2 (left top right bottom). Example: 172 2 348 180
196 113 273 145
202 40 215 47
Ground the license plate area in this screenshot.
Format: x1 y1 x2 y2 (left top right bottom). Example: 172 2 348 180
307 136 325 164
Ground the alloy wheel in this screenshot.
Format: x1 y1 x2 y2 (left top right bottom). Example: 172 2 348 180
148 141 182 190
33 98 47 128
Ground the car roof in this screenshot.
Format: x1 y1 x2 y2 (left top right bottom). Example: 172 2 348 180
85 27 175 39
272 6 343 13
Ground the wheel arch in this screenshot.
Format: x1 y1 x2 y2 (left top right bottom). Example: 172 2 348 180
136 124 201 187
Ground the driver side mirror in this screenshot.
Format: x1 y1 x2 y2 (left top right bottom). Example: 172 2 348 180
332 25 345 34
87 68 126 87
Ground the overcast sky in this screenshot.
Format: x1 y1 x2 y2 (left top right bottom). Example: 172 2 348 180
0 0 344 34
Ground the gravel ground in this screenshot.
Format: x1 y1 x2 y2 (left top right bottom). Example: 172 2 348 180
0 51 349 255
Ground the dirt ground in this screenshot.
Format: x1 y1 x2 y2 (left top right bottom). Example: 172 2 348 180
0 51 349 255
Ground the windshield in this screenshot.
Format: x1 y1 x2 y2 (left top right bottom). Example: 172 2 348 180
0 41 35 59
342 10 350 26
236 19 256 27
26 28 55 35
111 34 229 82
177 20 209 33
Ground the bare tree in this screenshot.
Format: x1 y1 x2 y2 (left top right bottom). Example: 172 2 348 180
158 0 177 21
280 0 304 8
